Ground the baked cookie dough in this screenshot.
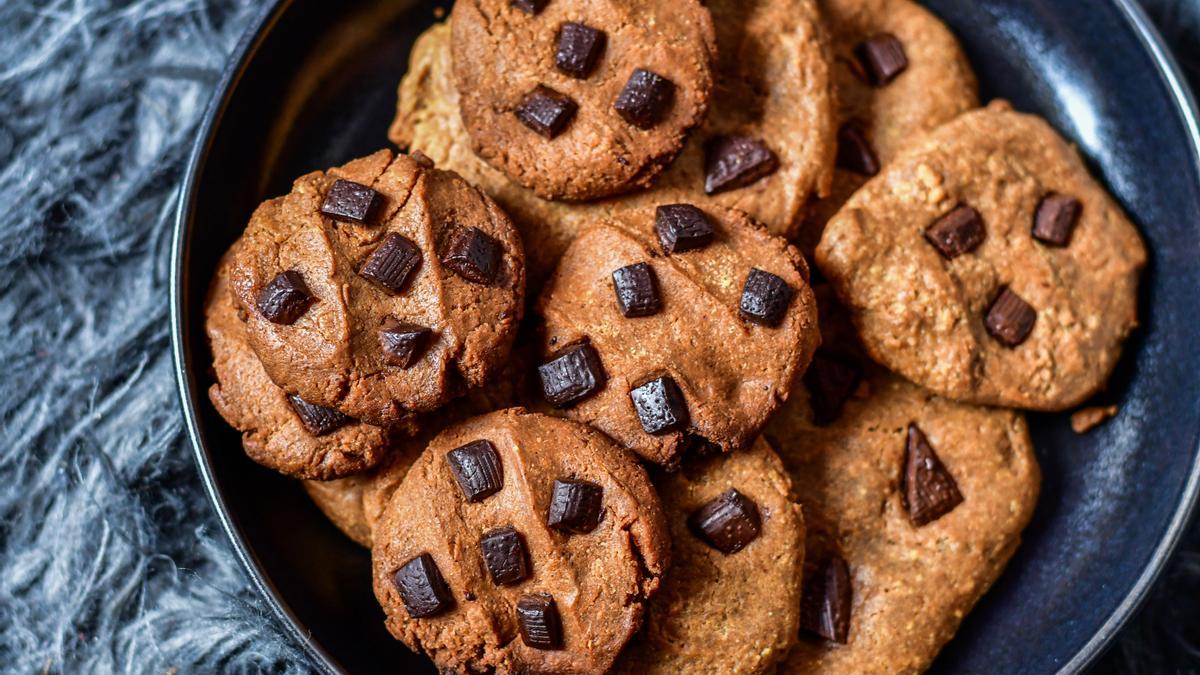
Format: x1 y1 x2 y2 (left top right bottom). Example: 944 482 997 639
392 0 836 284
228 149 525 427
451 0 716 201
372 408 669 673
206 247 400 480
764 366 1040 673
535 204 819 467
798 0 979 251
816 102 1147 410
614 437 804 674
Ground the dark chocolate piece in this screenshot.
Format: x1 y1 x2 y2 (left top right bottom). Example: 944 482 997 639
547 479 603 534
803 349 862 426
704 136 779 194
446 440 504 503
393 553 454 619
538 343 606 407
480 526 530 586
655 203 715 254
612 262 661 317
517 594 562 650
256 271 314 325
689 488 761 554
739 268 794 327
516 85 578 139
801 555 852 643
855 34 908 86
360 233 422 294
378 317 431 368
629 376 689 434
443 226 501 285
320 179 383 225
985 287 1037 347
287 395 353 436
614 69 674 129
556 22 605 79
903 424 964 526
836 122 880 176
683 434 723 457
1032 193 1082 246
923 205 985 259
510 0 549 15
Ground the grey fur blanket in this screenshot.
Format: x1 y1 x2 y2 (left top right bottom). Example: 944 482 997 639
0 1 1196 672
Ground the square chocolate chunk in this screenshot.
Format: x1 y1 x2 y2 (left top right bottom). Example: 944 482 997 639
516 85 578 139
689 488 762 554
655 203 715 254
446 439 504 503
393 553 454 619
320 179 383 224
256 270 314 325
985 287 1037 347
855 34 908 86
443 226 502 285
924 205 985 259
629 375 689 434
510 0 549 15
612 262 661 317
1033 193 1082 246
704 136 779 194
360 233 422 294
378 317 432 368
836 122 880 177
538 343 606 407
556 22 605 79
803 349 863 426
481 526 530 586
547 478 603 534
739 268 794 327
517 594 563 650
614 69 674 129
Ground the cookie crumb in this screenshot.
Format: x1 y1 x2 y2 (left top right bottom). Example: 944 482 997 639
1071 405 1118 433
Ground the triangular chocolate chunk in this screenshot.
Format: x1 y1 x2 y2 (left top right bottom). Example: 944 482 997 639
903 424 964 526
800 554 852 644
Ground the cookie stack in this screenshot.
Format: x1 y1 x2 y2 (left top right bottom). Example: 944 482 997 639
204 0 1147 671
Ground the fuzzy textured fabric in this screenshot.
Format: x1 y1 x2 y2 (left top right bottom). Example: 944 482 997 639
0 0 1196 673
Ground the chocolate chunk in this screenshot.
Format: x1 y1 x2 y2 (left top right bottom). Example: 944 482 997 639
1033 193 1082 246
803 349 862 426
689 488 761 554
655 203 715 254
393 553 454 619
287 395 353 436
739 268 794 327
516 85 578 139
446 440 504 503
480 526 530 586
378 317 431 368
510 0 549 15
443 226 502 285
923 205 985 259
614 69 674 129
256 271 314 325
517 594 562 650
629 376 689 434
836 122 880 176
855 34 908 86
801 555 852 643
360 233 422 294
547 479 603 534
704 136 779 194
683 434 723 457
903 424 964 526
556 22 605 79
538 343 606 407
612 262 661 317
320 179 383 224
985 287 1037 347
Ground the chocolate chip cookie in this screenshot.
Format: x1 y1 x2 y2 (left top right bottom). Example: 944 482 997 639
535 204 819 467
228 149 525 427
798 0 980 252
372 408 669 673
206 247 403 480
816 102 1147 410
614 437 804 674
765 367 1040 673
451 0 717 201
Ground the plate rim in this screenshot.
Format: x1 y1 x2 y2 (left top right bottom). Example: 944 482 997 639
168 1 1200 673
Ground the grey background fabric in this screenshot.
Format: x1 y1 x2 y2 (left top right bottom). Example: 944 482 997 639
0 0 1195 672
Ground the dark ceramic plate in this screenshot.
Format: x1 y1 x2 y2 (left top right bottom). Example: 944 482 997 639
170 0 1200 672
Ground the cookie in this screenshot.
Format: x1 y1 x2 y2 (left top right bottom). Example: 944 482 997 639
613 437 804 674
228 149 525 427
372 408 669 673
535 204 819 467
798 0 979 252
764 368 1040 673
392 0 836 285
815 102 1147 410
450 0 716 201
206 247 402 480
303 472 376 547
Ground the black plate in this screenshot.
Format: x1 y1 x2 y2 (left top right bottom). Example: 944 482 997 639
171 0 1200 672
